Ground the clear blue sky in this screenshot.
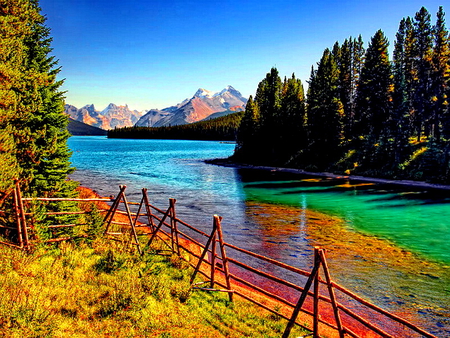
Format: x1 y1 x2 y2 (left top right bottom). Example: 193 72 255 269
39 0 446 111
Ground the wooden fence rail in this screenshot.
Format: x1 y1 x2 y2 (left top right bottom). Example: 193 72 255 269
0 183 438 338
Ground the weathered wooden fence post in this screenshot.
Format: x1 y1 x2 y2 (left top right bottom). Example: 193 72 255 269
215 215 233 302
190 219 217 285
146 201 173 247
103 185 142 255
319 249 345 338
141 188 155 230
103 185 127 235
169 198 180 255
282 246 322 338
14 180 29 249
313 247 320 338
210 223 217 288
13 182 24 248
121 188 142 255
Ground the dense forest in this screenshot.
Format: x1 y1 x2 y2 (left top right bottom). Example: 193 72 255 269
108 111 244 141
234 6 450 183
0 0 78 228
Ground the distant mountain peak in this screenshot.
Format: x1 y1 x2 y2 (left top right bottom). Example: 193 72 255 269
136 85 247 128
194 86 243 99
65 103 144 130
194 88 214 99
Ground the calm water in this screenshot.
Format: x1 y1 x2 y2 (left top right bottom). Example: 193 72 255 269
68 136 450 335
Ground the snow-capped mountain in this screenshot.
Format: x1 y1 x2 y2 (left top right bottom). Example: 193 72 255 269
65 86 247 130
135 86 247 127
65 104 145 130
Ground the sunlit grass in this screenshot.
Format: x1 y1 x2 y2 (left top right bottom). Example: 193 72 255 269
0 239 306 337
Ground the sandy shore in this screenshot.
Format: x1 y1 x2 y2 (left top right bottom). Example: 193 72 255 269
206 158 450 191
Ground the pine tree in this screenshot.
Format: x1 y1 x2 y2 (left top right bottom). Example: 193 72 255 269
0 0 35 199
280 74 306 163
412 7 434 140
431 6 450 140
335 37 364 141
254 67 283 164
0 0 78 230
235 96 260 161
306 49 344 169
392 18 412 164
355 30 393 141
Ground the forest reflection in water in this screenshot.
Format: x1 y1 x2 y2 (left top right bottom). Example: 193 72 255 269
235 171 450 336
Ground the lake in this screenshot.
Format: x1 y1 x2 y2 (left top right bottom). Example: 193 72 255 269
68 136 450 336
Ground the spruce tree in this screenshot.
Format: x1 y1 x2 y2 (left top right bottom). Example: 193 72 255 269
355 30 393 141
0 0 33 199
254 67 283 164
354 30 393 172
280 74 306 163
336 37 364 141
306 49 343 169
412 7 433 140
392 18 412 165
431 6 450 140
0 0 78 231
235 96 260 161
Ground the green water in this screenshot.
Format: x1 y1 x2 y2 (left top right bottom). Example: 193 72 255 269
239 172 450 265
67 136 450 335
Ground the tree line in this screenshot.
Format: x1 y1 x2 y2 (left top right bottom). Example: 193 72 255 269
234 6 450 183
108 111 244 141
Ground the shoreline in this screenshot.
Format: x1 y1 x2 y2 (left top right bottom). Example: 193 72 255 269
205 158 450 191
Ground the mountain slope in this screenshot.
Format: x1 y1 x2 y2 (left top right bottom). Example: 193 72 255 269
135 86 247 127
67 119 107 136
65 104 144 130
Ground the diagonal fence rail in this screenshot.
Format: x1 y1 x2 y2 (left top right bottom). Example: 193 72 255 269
0 183 438 338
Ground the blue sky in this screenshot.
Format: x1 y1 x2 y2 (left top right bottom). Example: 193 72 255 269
39 0 446 111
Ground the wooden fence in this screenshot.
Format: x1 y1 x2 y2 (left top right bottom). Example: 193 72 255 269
0 183 438 338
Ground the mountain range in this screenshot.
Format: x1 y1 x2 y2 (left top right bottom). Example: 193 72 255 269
65 103 144 130
64 86 247 131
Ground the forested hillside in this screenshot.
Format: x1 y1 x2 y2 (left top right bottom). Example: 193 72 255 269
108 111 244 141
234 6 450 184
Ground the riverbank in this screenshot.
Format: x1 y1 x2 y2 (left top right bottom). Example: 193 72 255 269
206 158 450 191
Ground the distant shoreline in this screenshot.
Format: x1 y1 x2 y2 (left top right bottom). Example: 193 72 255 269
205 158 450 191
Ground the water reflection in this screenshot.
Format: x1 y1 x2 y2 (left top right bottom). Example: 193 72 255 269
68 137 450 336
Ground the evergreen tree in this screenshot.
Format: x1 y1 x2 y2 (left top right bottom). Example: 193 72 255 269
0 0 34 199
431 6 450 140
336 37 364 141
392 18 412 164
0 0 77 228
355 30 393 141
235 96 260 160
306 49 344 169
280 74 306 163
411 7 434 140
254 67 283 164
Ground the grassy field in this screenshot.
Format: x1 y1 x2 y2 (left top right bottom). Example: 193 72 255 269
0 238 307 338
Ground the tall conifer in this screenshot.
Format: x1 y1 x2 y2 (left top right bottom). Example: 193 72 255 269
254 67 283 164
412 7 434 140
355 30 393 140
235 96 260 161
392 18 412 164
280 74 306 163
0 0 77 225
431 6 450 140
306 49 343 169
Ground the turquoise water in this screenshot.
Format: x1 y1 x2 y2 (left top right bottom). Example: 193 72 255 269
240 173 450 265
68 136 450 335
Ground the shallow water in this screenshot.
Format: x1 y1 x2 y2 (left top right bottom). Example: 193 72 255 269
68 136 450 335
